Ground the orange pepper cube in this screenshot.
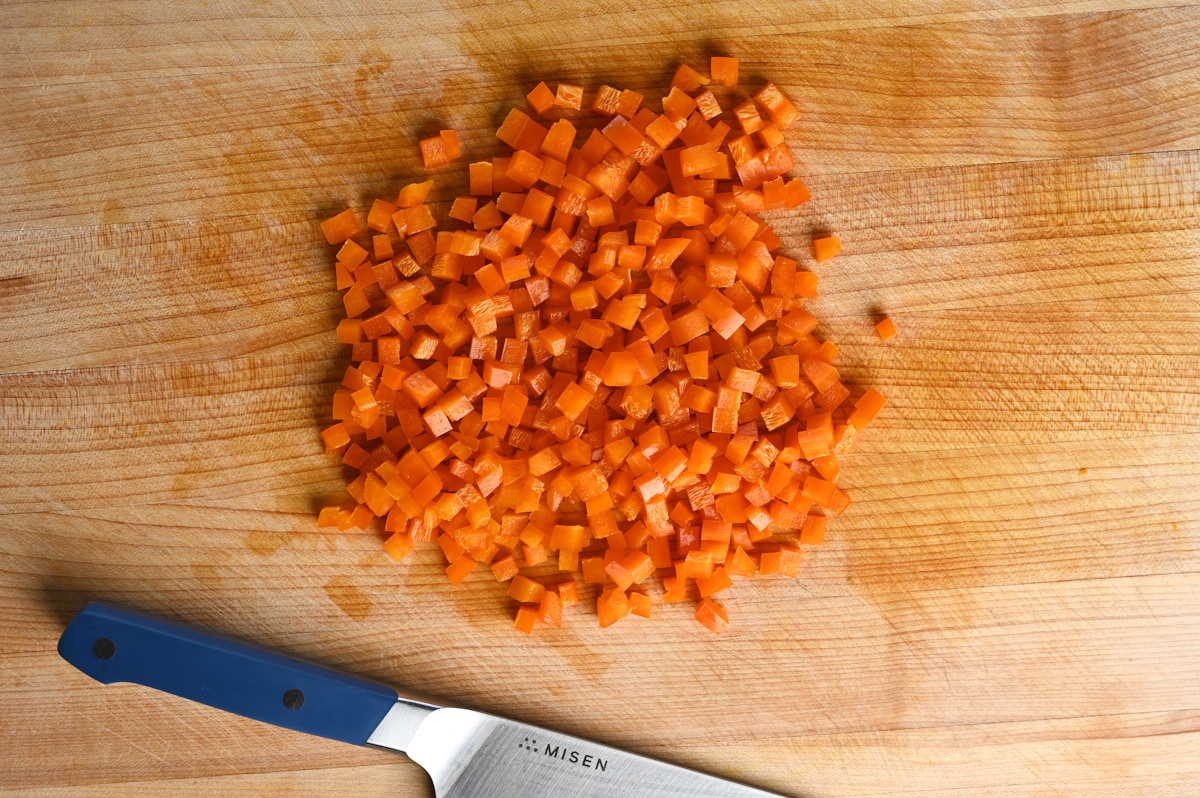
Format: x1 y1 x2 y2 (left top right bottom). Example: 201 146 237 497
445 556 477 586
556 579 580 606
527 446 561 476
762 546 803 577
696 566 733 598
687 438 718 475
597 587 632 628
559 438 592 467
536 323 570 357
396 179 434 208
582 556 609 584
761 394 796 431
668 308 709 346
755 82 801 129
727 546 757 577
321 209 359 245
684 550 715 579
662 575 688 603
604 559 635 591
800 514 828 545
554 84 584 110
382 532 415 561
651 445 689 483
554 381 594 421
491 555 520 582
633 471 665 501
622 551 655 584
769 355 800 388
508 575 546 604
507 150 544 189
601 295 644 330
513 604 538 634
813 235 841 263
526 81 555 115
367 199 397 233
802 475 837 508
469 161 493 196
419 135 450 169
629 592 652 618
572 466 609 501
499 385 529 426
537 590 563 627
711 56 738 88
546 524 587 552
684 352 709 381
694 597 730 634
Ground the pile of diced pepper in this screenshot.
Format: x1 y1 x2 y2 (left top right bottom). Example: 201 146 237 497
317 58 888 635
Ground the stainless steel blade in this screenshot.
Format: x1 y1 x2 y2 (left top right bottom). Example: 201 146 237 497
367 698 791 798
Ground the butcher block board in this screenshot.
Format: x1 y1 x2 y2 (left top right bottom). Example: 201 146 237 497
2 1 1199 796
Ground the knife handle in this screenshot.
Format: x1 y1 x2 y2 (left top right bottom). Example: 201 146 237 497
58 601 399 746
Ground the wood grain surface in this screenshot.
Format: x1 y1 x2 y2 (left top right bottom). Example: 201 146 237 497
2 1 1199 796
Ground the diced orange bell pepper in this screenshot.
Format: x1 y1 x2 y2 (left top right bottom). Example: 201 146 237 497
694 597 730 634
597 586 632 628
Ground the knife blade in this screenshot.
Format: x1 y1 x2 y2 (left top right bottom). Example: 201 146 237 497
58 601 793 797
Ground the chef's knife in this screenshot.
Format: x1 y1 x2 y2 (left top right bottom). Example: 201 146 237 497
59 601 792 797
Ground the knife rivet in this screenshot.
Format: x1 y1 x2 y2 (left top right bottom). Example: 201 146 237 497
282 689 305 710
93 638 115 660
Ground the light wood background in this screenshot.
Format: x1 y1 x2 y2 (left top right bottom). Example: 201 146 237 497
2 1 1199 796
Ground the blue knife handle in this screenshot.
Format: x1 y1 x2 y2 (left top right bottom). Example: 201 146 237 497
57 601 398 746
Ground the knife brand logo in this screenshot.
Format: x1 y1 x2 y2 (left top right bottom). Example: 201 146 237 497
518 737 608 772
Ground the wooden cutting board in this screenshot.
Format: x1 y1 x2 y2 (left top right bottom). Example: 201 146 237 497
2 1 1198 796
